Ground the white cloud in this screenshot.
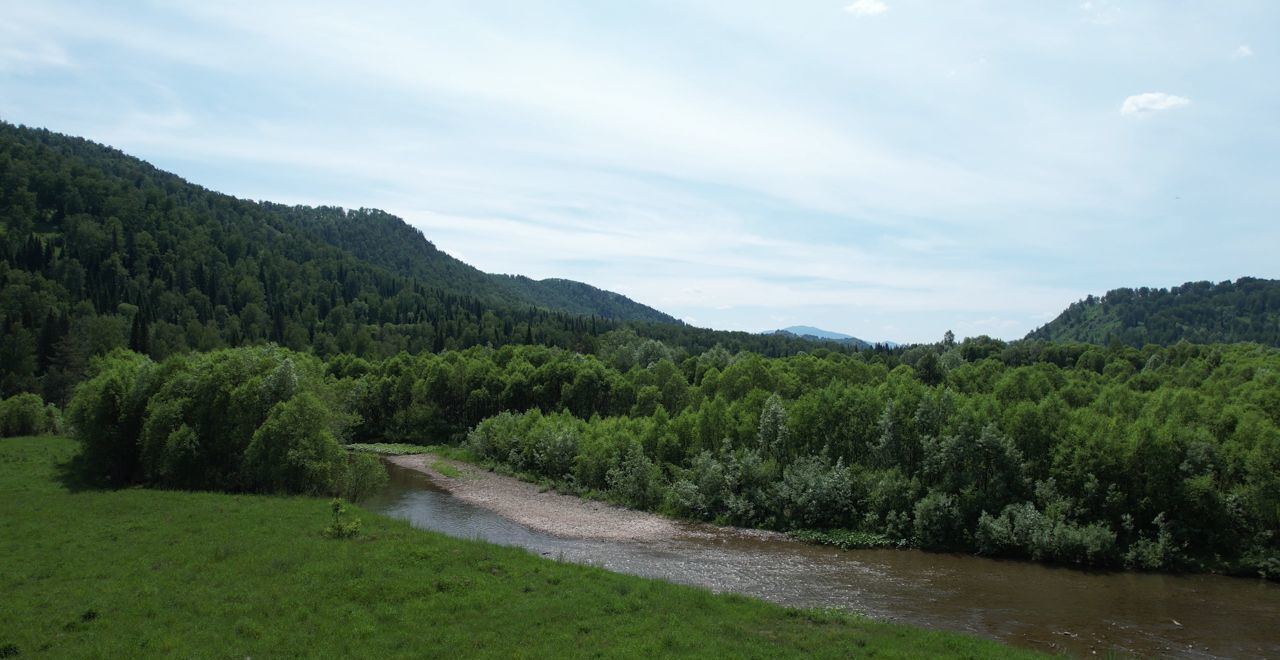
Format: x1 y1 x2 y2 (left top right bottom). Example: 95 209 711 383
0 16 74 72
1079 1 1120 26
1119 92 1190 117
1234 44 1254 59
844 0 888 18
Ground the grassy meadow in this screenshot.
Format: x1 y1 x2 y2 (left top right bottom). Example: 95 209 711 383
0 436 1044 658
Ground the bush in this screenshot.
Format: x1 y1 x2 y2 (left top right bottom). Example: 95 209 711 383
607 442 662 508
68 346 360 495
66 350 157 484
0 392 54 437
530 421 579 479
322 498 362 539
774 455 855 529
976 502 1117 565
913 490 965 550
243 392 345 494
336 452 389 502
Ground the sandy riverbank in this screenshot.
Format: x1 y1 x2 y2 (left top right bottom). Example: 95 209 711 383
386 453 690 542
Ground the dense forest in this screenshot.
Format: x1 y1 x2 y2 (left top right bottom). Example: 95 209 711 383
0 122 852 401
1028 278 1280 347
4 122 1279 579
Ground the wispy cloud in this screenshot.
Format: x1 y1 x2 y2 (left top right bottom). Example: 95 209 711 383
1079 1 1120 26
844 0 888 18
0 16 74 72
1234 44 1254 59
1120 92 1191 118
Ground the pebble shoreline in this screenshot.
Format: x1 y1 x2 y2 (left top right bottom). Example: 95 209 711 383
385 454 686 542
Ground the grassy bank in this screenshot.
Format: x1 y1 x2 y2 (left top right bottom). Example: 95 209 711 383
1 437 1042 658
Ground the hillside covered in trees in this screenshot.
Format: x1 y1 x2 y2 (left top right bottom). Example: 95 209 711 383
0 123 851 401
1028 278 1280 347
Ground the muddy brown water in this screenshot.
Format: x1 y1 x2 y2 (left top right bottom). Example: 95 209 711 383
365 461 1280 658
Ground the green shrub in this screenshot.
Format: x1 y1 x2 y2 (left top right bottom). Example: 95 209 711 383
607 442 662 508
0 392 53 437
67 346 363 496
976 502 1117 565
66 350 157 484
244 392 345 494
775 455 855 529
336 451 390 501
321 498 362 539
913 490 964 550
789 529 893 549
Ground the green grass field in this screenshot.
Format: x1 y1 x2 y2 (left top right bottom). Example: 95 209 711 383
1 437 1044 658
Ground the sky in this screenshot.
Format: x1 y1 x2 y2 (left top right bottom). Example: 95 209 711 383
2 1 1276 343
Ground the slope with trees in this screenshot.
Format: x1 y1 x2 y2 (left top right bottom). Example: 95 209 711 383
1028 278 1280 347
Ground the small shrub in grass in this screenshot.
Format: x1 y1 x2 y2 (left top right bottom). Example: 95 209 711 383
322 499 362 539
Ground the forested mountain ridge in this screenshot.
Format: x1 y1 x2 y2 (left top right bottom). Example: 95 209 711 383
1028 278 1280 347
276 202 675 323
0 122 852 401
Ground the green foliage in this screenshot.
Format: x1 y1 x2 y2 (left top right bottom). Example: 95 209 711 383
976 502 1116 564
0 392 57 437
68 346 359 495
913 491 965 550
1029 278 1280 347
438 340 1280 574
789 529 894 550
66 349 156 484
345 442 431 455
244 392 344 495
606 442 662 509
775 455 855 529
321 498 362 539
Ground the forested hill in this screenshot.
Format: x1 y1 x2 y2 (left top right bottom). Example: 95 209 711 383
0 122 849 401
1027 278 1280 347
274 203 675 323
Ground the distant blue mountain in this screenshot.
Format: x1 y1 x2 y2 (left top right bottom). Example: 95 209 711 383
771 326 872 349
779 326 855 340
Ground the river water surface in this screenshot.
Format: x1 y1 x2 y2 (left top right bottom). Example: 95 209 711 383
365 461 1280 658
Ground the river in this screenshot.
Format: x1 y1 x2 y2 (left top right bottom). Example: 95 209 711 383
364 460 1280 658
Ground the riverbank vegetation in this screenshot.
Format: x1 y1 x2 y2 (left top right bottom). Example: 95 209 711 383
59 331 1280 578
355 334 1280 577
0 436 1041 658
